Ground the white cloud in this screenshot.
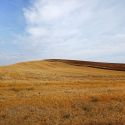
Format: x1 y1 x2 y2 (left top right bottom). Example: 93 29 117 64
27 27 49 37
24 0 83 23
1 0 125 65
21 0 125 63
24 0 94 38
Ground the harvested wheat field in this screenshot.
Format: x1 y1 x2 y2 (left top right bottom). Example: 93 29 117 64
0 59 125 125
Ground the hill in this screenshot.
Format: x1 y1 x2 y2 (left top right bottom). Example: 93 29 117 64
0 59 125 81
0 59 125 125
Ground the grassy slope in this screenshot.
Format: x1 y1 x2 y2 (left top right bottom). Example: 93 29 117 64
0 59 125 125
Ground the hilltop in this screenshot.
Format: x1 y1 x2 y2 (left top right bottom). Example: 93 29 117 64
0 59 125 82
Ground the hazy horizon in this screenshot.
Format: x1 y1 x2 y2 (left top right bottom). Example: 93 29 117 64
0 0 125 65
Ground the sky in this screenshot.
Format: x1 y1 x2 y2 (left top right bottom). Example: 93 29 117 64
0 0 125 65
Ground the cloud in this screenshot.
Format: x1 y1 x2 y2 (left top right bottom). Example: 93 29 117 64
1 0 125 65
21 0 125 63
24 0 94 39
24 0 84 23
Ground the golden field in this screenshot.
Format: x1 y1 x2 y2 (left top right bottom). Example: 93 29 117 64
0 59 125 125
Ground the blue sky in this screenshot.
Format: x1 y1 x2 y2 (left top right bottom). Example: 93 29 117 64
0 0 28 37
0 0 125 65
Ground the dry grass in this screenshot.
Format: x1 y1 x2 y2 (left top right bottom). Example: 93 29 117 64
0 59 125 125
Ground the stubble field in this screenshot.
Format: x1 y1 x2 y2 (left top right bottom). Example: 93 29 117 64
0 59 125 125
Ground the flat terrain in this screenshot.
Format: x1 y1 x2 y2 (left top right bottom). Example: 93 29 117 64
0 59 125 125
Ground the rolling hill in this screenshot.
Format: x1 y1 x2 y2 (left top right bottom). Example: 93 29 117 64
0 59 125 81
0 59 125 125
